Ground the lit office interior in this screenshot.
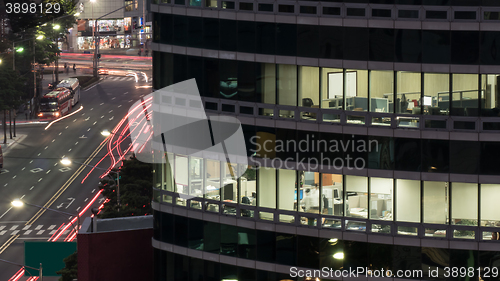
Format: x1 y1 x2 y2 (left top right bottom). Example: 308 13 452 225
153 154 500 240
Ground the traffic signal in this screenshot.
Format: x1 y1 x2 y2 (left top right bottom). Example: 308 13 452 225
15 47 24 53
97 53 101 59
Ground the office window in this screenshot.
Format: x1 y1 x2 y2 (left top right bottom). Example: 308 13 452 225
451 31 479 65
450 141 479 174
323 7 341 15
205 160 221 202
239 2 253 11
421 139 449 173
277 64 297 106
368 136 394 169
424 73 449 115
398 9 419 18
426 10 447 19
481 74 497 115
345 69 368 112
276 233 297 266
395 179 420 223
299 66 320 119
299 172 319 217
422 30 450 64
396 71 421 114
276 23 297 57
258 167 276 210
345 175 368 219
481 184 500 227
394 138 421 172
174 155 189 206
321 173 343 217
258 3 273 12
240 165 256 205
395 29 421 63
238 21 255 53
370 70 393 113
221 1 234 9
298 235 319 268
222 163 238 203
369 177 393 220
278 4 294 13
344 27 369 61
321 68 343 109
205 0 217 7
347 8 366 16
423 181 448 225
298 25 320 58
319 25 343 60
451 74 479 116
238 61 256 102
256 63 276 108
451 183 478 226
219 59 237 100
256 22 275 55
369 28 394 62
279 169 297 213
189 157 204 200
300 6 317 14
220 19 237 51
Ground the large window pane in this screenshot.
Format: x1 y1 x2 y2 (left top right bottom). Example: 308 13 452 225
222 163 238 203
422 30 450 64
397 71 421 114
395 179 420 223
370 70 393 113
423 181 449 224
424 73 449 115
175 155 189 206
481 184 500 227
277 64 297 106
369 177 393 220
189 157 204 200
238 61 256 102
451 74 479 116
279 169 296 212
258 167 276 210
219 59 238 100
345 175 368 219
205 160 221 201
321 67 343 109
256 63 276 107
321 173 343 216
345 69 369 112
299 172 319 226
299 66 320 120
451 183 477 226
240 165 257 205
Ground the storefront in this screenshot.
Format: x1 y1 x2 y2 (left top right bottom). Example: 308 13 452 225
75 18 133 50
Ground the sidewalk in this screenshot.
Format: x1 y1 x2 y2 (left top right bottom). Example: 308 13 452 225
0 134 27 151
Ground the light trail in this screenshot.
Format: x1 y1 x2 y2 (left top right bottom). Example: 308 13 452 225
44 105 84 130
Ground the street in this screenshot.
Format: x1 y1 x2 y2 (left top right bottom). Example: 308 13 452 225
0 67 152 280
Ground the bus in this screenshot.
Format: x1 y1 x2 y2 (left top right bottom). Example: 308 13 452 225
38 88 73 118
56 78 80 106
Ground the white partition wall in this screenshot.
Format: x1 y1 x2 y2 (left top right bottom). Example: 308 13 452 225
423 181 448 224
258 167 276 208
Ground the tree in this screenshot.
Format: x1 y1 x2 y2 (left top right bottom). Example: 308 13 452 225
55 251 77 281
98 155 153 218
0 69 25 143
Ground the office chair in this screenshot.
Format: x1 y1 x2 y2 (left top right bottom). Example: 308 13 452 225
302 98 314 107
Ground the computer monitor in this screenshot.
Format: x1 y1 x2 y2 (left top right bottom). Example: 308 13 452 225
294 189 304 200
333 188 340 199
423 96 432 106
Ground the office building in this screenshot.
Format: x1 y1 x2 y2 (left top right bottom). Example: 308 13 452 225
150 0 500 280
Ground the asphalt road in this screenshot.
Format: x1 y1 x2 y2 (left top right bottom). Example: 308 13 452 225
0 73 153 280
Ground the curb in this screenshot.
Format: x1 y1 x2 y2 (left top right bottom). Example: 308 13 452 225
0 134 28 152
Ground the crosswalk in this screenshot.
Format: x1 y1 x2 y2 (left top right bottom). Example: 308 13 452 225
106 76 152 82
0 224 70 236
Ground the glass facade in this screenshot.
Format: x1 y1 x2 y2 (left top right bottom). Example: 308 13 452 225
151 2 500 279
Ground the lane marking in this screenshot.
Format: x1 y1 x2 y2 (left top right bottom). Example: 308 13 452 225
46 170 51 174
30 168 43 173
38 178 42 182
29 160 33 163
12 175 16 179
59 132 62 135
84 198 88 202
22 225 30 230
48 225 56 230
36 230 45 235
93 121 97 125
68 148 72 152
52 139 55 142
75 142 78 145
87 128 91 131
30 186 34 190
24 230 32 235
35 225 43 230
11 230 19 235
0 208 12 219
91 189 95 193
100 103 104 105
10 225 18 230
21 167 25 171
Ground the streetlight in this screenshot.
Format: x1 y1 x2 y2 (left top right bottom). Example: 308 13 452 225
60 158 121 209
11 199 80 236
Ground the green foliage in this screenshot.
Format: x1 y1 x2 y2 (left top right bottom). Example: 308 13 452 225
98 155 153 218
0 69 25 110
55 251 77 281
